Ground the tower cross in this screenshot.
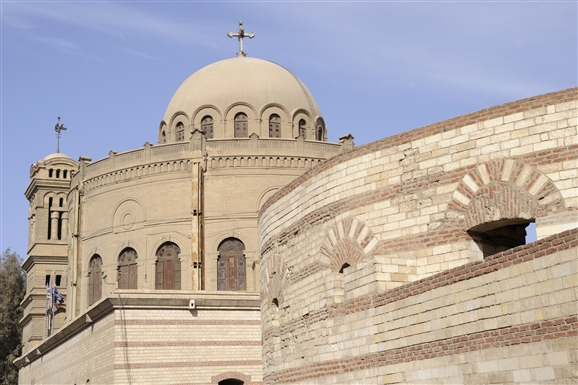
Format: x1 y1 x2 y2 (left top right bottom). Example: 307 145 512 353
54 116 67 153
227 20 255 57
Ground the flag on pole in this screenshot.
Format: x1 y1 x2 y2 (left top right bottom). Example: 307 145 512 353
52 286 64 310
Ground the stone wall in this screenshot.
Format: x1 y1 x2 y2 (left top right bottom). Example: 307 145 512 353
18 312 115 384
17 292 263 385
259 88 577 384
263 231 577 384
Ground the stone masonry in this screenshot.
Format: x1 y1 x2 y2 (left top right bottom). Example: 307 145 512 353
259 88 577 384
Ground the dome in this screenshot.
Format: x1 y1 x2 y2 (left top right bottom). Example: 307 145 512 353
43 153 72 161
160 56 326 143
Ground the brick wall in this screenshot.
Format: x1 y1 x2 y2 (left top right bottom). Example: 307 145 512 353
259 89 577 384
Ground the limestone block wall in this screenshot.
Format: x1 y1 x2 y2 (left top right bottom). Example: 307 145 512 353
18 312 115 385
262 230 577 384
113 302 262 384
17 292 263 385
259 88 577 384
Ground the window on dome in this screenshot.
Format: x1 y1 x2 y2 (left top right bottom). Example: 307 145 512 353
201 116 214 139
317 126 323 141
299 119 307 139
155 242 181 290
176 122 185 142
161 130 167 144
217 238 246 291
269 114 281 138
118 248 138 290
88 255 103 306
234 113 248 138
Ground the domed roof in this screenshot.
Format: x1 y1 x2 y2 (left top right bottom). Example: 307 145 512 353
43 152 72 161
163 56 322 125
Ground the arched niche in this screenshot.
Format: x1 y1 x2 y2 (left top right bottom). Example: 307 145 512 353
260 104 289 138
112 198 146 233
192 105 221 139
224 103 257 138
291 109 312 139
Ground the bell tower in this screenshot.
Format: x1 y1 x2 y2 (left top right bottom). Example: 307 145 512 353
21 153 78 353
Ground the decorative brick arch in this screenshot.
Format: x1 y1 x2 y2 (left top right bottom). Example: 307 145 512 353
320 217 379 272
448 159 564 229
211 371 251 384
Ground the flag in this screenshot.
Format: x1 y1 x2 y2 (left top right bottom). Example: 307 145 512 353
52 286 64 310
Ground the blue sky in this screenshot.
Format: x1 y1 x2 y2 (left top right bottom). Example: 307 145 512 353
1 1 576 258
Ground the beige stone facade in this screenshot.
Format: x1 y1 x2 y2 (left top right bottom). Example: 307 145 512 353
259 88 578 384
16 56 345 385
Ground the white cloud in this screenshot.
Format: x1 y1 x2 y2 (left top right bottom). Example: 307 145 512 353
3 2 217 47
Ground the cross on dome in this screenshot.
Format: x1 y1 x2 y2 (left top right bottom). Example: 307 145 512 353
227 20 255 57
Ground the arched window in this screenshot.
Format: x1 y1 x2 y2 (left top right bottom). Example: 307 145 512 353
47 197 53 239
118 248 138 290
299 119 307 139
88 255 103 306
155 243 181 290
176 122 185 142
269 114 281 138
217 238 246 291
160 130 167 143
468 220 532 258
63 170 68 179
201 116 214 139
234 113 248 138
316 126 323 141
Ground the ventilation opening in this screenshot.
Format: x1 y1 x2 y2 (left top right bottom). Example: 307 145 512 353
45 275 51 286
272 298 279 308
339 263 351 273
468 219 533 258
55 275 62 286
219 380 243 385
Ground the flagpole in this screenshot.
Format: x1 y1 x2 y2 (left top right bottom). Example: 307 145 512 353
44 283 50 339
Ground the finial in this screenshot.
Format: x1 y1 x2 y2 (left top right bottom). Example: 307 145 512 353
54 116 67 153
227 20 255 57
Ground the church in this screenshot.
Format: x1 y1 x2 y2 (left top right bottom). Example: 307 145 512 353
15 22 578 385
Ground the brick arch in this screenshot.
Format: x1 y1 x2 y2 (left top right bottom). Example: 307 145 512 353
211 371 251 384
320 217 379 272
448 159 564 229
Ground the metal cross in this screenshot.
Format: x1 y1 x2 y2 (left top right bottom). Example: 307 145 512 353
227 20 255 57
54 116 67 153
